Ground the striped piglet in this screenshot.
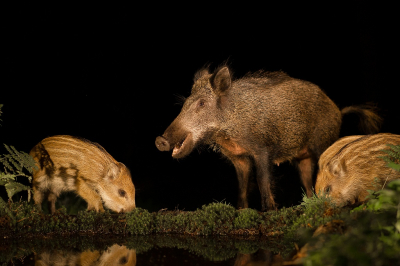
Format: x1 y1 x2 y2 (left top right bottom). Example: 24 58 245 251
315 133 400 206
30 135 136 213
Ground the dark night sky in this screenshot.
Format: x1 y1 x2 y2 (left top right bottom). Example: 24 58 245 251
1 2 396 212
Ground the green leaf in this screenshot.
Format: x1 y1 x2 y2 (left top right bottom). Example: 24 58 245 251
4 180 32 199
387 144 400 155
0 173 17 185
387 162 400 172
395 221 400 233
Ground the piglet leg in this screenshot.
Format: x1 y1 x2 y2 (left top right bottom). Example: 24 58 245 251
76 177 104 212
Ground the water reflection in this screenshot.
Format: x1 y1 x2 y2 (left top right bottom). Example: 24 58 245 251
1 235 290 265
35 244 136 266
234 249 283 266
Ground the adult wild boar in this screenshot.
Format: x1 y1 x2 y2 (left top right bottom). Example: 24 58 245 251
315 133 400 206
30 135 136 214
155 66 381 210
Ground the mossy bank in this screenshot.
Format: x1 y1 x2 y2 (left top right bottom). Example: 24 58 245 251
3 180 400 265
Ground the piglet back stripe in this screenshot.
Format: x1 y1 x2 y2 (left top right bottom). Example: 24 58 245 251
325 134 400 167
40 135 114 164
333 135 372 160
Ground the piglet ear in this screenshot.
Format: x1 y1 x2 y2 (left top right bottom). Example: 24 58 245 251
329 158 347 177
210 66 231 94
105 163 120 181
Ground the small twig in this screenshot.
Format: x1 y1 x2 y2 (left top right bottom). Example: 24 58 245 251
12 203 24 213
382 176 389 190
16 217 29 223
397 202 400 220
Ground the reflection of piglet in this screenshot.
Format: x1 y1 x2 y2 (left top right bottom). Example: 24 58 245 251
30 135 136 213
234 248 283 266
35 244 136 266
97 244 137 266
315 133 400 206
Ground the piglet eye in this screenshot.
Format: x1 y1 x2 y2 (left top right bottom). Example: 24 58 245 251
119 256 128 264
199 99 205 107
118 189 126 197
325 186 331 193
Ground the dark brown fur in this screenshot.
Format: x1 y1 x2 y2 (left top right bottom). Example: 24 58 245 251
155 66 381 210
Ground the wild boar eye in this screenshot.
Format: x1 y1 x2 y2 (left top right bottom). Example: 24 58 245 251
198 99 206 107
118 189 126 197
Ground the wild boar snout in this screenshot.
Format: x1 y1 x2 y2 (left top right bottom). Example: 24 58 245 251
155 136 170 151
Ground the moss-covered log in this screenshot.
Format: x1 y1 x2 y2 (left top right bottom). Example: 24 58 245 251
0 201 305 238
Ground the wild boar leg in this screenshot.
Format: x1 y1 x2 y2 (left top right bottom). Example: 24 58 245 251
296 157 315 198
230 156 253 209
76 178 104 212
254 153 276 211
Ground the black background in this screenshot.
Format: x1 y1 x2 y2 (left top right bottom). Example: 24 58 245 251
1 2 396 212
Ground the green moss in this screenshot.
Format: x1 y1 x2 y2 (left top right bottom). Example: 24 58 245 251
284 192 340 240
234 208 261 229
234 240 260 254
259 205 302 237
185 236 237 261
193 202 236 235
0 200 305 238
153 210 191 234
126 207 153 235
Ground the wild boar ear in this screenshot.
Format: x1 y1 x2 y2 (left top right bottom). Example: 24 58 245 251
210 66 231 94
105 163 120 181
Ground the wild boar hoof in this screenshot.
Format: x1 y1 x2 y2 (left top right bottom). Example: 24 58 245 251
155 136 170 151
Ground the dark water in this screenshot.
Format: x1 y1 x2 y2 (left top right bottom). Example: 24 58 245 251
0 235 288 266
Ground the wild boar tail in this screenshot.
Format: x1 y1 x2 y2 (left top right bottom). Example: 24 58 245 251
341 104 383 134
